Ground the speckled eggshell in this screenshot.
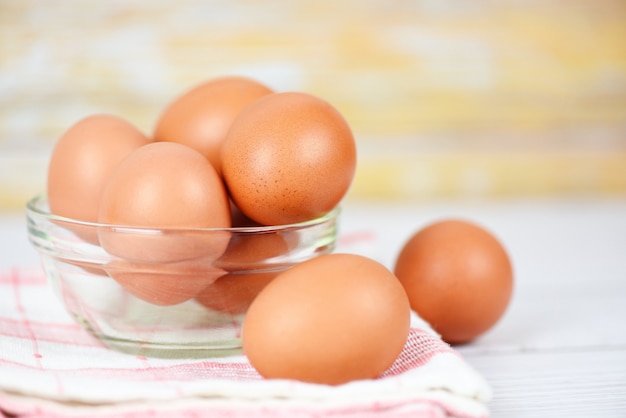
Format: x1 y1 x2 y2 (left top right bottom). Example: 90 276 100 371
221 92 357 226
394 219 514 345
242 253 411 385
153 76 273 174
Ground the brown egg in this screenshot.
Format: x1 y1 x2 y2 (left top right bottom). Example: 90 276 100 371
243 253 410 385
196 271 278 315
106 258 225 306
153 76 273 174
221 92 357 226
229 200 259 228
61 256 108 277
47 114 151 241
394 219 514 345
216 233 290 271
98 142 231 264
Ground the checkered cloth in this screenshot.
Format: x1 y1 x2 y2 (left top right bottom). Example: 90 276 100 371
0 267 491 418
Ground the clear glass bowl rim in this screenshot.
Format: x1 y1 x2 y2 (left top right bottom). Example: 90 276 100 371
26 193 340 234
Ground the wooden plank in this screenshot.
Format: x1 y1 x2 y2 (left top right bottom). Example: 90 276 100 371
460 349 626 417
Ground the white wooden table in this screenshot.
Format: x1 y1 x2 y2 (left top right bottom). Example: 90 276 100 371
335 197 626 417
2 196 626 417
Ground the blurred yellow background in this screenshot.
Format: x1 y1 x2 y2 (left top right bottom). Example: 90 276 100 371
1 0 625 209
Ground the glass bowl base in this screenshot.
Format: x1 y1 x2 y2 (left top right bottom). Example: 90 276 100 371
75 314 244 359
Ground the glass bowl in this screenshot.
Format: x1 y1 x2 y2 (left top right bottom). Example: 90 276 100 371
26 193 338 358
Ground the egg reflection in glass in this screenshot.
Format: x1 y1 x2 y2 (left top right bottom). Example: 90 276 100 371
105 258 225 306
196 271 278 315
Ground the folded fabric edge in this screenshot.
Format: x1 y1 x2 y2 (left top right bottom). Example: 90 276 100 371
0 347 491 406
0 389 489 418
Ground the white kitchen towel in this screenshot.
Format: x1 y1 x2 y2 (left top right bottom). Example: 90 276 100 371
0 267 492 418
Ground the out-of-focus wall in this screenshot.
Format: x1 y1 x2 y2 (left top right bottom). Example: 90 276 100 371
2 0 625 208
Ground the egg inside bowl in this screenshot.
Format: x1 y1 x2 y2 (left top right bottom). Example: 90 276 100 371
25 193 339 358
